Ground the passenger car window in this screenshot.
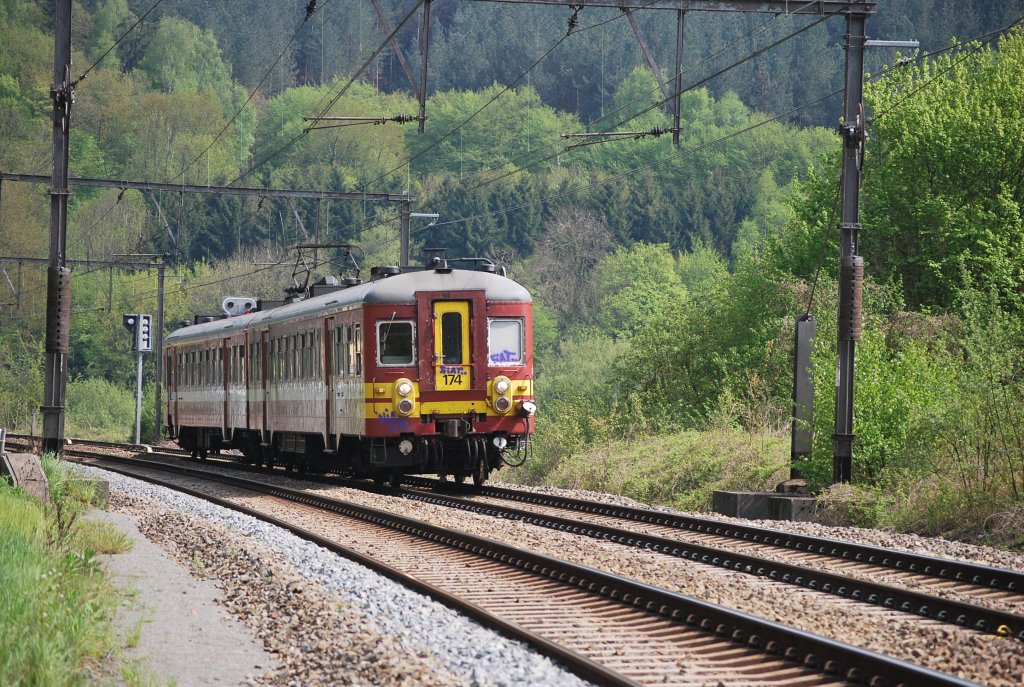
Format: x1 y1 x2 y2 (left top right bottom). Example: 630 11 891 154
377 321 414 366
488 318 524 365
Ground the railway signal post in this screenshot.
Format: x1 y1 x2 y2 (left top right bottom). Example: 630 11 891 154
123 314 152 444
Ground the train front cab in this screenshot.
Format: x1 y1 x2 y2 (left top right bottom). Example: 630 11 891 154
362 287 534 484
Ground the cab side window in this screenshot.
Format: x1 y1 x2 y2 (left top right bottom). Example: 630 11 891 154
377 321 414 366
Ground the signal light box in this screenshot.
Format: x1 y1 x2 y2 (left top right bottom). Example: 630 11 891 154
123 313 153 352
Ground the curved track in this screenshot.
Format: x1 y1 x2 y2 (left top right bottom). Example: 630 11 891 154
15 434 1021 640
68 451 976 687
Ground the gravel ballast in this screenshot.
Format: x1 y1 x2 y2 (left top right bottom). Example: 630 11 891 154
78 465 591 687
82 460 1024 686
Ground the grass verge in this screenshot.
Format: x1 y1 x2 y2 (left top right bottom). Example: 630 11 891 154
0 454 134 686
506 427 789 511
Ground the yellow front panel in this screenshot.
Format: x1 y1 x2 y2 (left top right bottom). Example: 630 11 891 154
361 380 534 419
433 301 471 391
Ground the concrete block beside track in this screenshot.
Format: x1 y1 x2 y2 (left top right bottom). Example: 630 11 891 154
768 495 817 522
0 452 50 503
714 490 818 522
712 491 771 519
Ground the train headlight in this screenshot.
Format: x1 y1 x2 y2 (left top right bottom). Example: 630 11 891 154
394 378 415 414
491 376 513 414
518 400 536 417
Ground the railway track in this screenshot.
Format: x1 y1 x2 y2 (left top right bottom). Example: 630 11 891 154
67 451 975 687
9 436 1024 683
11 434 1022 639
391 480 1024 639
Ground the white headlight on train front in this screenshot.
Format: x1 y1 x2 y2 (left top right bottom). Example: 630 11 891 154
397 381 413 397
494 378 510 394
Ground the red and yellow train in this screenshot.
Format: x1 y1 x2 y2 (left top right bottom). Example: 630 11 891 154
162 256 535 486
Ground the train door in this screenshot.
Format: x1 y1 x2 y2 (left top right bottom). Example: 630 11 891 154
221 338 230 438
244 332 251 430
169 347 177 432
260 330 269 440
433 301 471 391
324 317 334 441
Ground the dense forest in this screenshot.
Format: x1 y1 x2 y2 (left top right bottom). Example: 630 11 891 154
2 0 1024 546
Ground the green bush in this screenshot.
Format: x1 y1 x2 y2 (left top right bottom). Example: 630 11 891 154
801 324 955 490
0 327 43 432
65 377 135 441
800 287 1024 548
521 334 630 483
894 289 1024 545
510 427 788 511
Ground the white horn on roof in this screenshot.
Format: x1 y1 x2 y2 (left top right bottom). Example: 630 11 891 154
222 297 257 317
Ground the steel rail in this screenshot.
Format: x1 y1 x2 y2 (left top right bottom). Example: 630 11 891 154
75 453 978 687
396 484 1024 640
427 479 1024 595
72 453 639 687
25 433 1022 606
29 433 1022 640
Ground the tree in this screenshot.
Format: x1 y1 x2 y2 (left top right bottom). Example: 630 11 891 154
135 16 237 112
860 28 1024 310
526 206 613 331
87 0 130 66
406 84 575 178
593 243 687 336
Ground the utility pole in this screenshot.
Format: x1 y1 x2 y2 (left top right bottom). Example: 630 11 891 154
834 8 868 483
418 0 433 134
400 200 412 266
673 10 685 146
42 0 73 456
154 260 165 443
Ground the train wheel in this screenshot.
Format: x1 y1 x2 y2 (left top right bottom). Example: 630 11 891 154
373 473 386 488
471 457 488 488
389 470 402 490
453 471 467 484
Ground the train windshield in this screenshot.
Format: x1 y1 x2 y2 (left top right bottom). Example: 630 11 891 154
378 320 414 365
488 318 524 365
